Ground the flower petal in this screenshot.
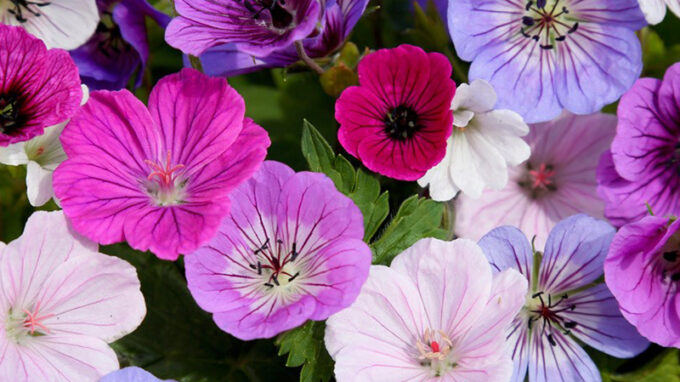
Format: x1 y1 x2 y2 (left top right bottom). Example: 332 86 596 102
25 161 54 207
452 80 497 114
478 225 533 280
527 330 600 382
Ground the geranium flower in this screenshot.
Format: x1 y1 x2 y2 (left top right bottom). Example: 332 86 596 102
597 63 680 227
101 367 174 382
639 0 680 24
605 215 680 347
448 0 646 123
165 0 321 57
418 79 530 200
335 44 456 181
70 0 170 90
0 86 89 207
53 68 270 260
455 112 615 249
479 214 649 382
0 210 146 381
0 24 82 147
196 0 369 77
185 161 371 340
0 0 98 49
324 238 527 381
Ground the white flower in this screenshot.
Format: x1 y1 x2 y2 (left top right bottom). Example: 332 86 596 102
0 85 88 207
639 0 680 24
0 0 98 49
418 79 530 201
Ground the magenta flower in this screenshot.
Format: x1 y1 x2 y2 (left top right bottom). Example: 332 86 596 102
605 215 680 347
325 238 528 381
456 112 615 249
480 215 648 382
53 68 270 261
165 0 321 57
185 161 371 340
597 63 680 227
0 24 82 147
0 211 145 381
335 44 456 181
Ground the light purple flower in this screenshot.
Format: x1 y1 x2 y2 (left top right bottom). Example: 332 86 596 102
605 215 680 347
0 211 146 382
185 160 371 340
70 0 170 90
597 63 680 227
100 367 174 382
455 112 615 250
0 24 83 147
448 0 646 123
479 214 649 382
165 0 321 58
53 68 270 261
325 238 528 381
195 0 369 77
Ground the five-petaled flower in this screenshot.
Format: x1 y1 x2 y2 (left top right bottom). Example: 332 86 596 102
479 214 648 382
53 68 270 260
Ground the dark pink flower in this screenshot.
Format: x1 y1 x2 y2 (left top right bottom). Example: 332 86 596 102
53 68 270 261
0 24 82 147
335 44 456 181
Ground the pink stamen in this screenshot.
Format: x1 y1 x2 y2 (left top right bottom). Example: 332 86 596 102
145 150 185 187
529 163 556 189
22 300 54 335
430 340 440 353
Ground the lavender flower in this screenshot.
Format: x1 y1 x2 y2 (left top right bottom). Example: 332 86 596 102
479 214 649 382
448 0 646 123
70 0 170 90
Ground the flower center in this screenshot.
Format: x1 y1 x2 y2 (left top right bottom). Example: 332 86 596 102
144 150 186 206
526 291 577 347
243 0 294 30
384 105 421 141
521 0 578 50
519 162 557 199
95 11 132 59
248 238 302 289
0 93 21 135
5 0 50 22
650 231 680 284
416 329 456 377
5 300 53 344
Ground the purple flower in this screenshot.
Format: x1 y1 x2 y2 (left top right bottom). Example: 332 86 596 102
0 24 83 147
597 63 680 227
605 215 680 347
415 0 448 24
53 68 270 261
70 0 170 91
448 0 646 123
192 0 369 77
165 0 321 58
184 161 371 340
100 367 174 382
325 238 528 381
479 214 649 382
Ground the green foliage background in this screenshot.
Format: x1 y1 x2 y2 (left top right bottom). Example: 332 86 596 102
2 1 680 380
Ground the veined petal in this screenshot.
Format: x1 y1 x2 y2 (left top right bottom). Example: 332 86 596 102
478 225 533 279
527 329 600 382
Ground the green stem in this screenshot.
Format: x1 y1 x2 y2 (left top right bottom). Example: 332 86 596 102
444 47 468 84
295 41 325 75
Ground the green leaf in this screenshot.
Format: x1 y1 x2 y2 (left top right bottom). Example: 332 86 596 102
275 321 334 382
107 244 298 382
607 349 680 382
301 120 389 241
371 195 446 265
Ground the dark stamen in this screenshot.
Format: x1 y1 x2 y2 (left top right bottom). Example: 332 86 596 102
288 272 300 282
384 105 420 141
664 251 678 262
547 334 557 346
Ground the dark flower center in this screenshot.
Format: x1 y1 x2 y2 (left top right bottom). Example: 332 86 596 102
527 291 578 347
8 0 50 22
241 0 294 30
0 94 22 135
95 11 133 59
521 0 579 50
518 162 557 199
249 238 302 289
652 232 680 283
384 105 421 141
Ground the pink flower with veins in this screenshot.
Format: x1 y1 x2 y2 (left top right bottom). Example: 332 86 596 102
53 68 270 260
455 112 615 250
325 238 527 381
0 210 145 382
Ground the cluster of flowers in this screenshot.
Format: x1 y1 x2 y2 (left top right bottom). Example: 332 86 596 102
1 0 680 381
